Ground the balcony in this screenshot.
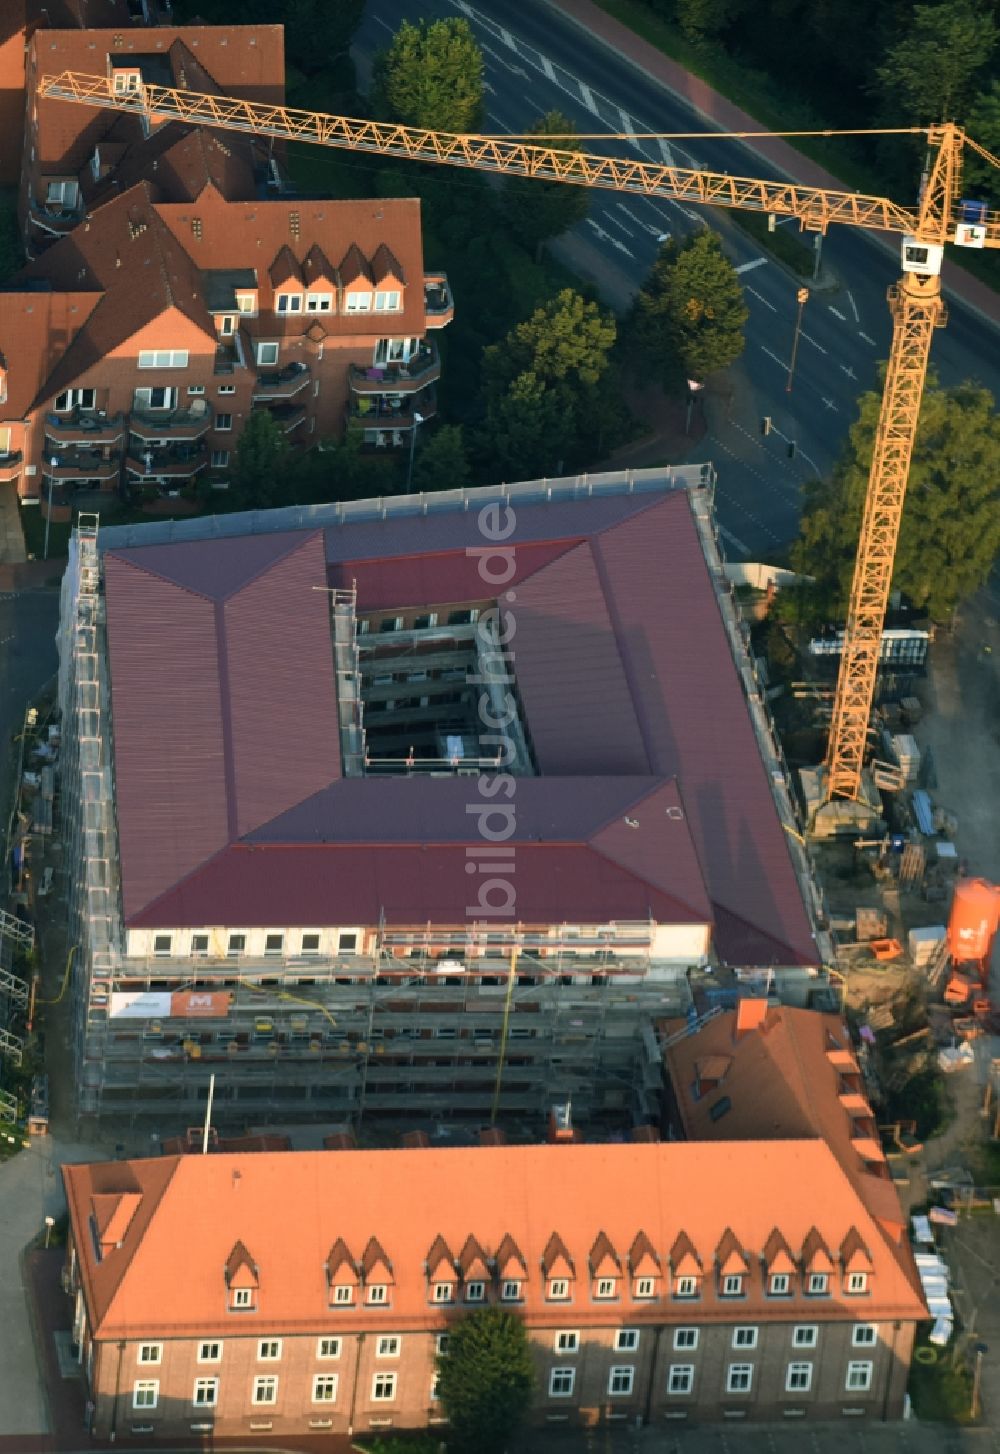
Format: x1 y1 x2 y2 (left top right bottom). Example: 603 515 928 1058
28 200 82 241
424 272 454 328
349 340 441 396
125 442 208 479
347 386 437 434
45 410 126 446
43 449 120 483
252 362 311 400
0 452 21 484
266 402 307 433
129 402 212 441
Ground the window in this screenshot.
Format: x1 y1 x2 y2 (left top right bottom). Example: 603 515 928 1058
231 1287 253 1309
138 1344 162 1365
276 293 303 313
596 1278 617 1299
376 1337 400 1359
852 1325 877 1347
432 1282 453 1304
317 1338 341 1359
608 1366 635 1398
197 1342 222 1363
668 1365 694 1396
847 1272 869 1294
217 385 236 395
339 932 358 955
264 933 284 956
133 386 177 411
132 1381 158 1409
219 314 236 336
193 1377 218 1407
673 1327 699 1351
333 1285 353 1305
726 1364 753 1395
465 1281 485 1302
54 388 96 412
45 179 79 207
786 1362 813 1393
807 1273 829 1296
152 935 171 957
227 934 246 957
302 933 321 955
554 1331 579 1354
635 1277 655 1299
188 385 206 395
112 71 141 94
138 350 189 369
313 1374 338 1403
792 1326 818 1348
675 1276 698 1299
306 293 333 312
413 613 438 630
253 1375 278 1405
258 1340 281 1361
721 1275 744 1297
372 1372 397 1402
769 1273 790 1296
367 1284 388 1305
191 934 209 956
846 1361 873 1392
436 1333 450 1355
549 1367 575 1398
501 1280 521 1301
547 1278 570 1301
211 450 230 469
374 290 402 311
216 414 233 432
615 1329 640 1353
732 1327 758 1349
237 292 257 315
345 292 372 313
256 342 279 366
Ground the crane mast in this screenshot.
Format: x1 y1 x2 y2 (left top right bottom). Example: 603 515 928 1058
37 76 1000 807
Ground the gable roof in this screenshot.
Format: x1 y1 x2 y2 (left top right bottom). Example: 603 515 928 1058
63 1142 927 1340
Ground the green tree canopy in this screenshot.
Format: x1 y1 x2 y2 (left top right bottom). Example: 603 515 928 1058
965 79 1000 205
233 408 289 509
792 380 1000 623
410 423 471 495
483 288 617 394
675 0 746 41
436 1307 535 1454
875 0 997 124
373 18 484 133
625 230 748 390
500 111 589 259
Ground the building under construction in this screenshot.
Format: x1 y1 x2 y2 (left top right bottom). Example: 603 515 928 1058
57 467 830 1128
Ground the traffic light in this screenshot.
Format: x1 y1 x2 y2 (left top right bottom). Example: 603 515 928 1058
787 441 797 460
760 417 772 436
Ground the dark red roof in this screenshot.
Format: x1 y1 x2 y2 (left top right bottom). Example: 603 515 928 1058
103 490 818 964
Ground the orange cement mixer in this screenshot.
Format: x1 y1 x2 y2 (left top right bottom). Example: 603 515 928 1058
947 878 1000 975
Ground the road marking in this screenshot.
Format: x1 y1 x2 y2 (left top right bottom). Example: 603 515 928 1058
578 82 597 114
759 344 786 369
735 257 767 275
847 290 859 323
667 198 699 222
800 331 827 355
371 13 394 32
618 106 635 136
821 398 839 411
499 26 515 47
657 136 675 165
827 305 847 321
486 113 513 133
746 286 777 313
840 363 857 380
718 524 751 557
585 217 635 258
540 55 556 81
483 79 496 96
604 210 636 238
616 201 662 236
858 331 877 346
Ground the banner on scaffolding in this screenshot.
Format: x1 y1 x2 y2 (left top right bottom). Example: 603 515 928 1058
110 991 232 1019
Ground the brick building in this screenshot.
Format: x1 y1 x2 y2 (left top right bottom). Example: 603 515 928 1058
61 1122 926 1440
0 181 450 507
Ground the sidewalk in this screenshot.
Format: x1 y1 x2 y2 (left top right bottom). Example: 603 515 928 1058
545 0 1000 329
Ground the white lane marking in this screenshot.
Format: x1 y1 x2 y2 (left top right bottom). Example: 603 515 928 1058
657 136 675 165
499 26 515 47
585 217 636 258
483 79 496 96
579 82 597 114
541 55 555 81
840 363 857 380
616 201 662 237
858 331 877 346
828 305 847 321
800 332 827 355
746 286 777 313
718 524 751 557
735 257 767 275
759 344 786 369
455 0 473 12
371 13 394 31
603 210 637 238
486 112 513 133
847 290 859 323
618 106 634 135
666 198 700 222
821 398 839 411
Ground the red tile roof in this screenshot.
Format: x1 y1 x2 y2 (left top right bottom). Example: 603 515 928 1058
63 1140 927 1340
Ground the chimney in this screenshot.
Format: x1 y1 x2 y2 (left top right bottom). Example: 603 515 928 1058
734 997 769 1040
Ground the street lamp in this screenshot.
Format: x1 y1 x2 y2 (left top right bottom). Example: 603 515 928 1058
43 460 59 561
786 287 809 394
43 1214 55 1248
405 411 425 494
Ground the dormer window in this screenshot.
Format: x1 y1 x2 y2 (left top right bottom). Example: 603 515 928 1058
768 1273 790 1296
276 293 303 314
432 1282 454 1303
112 69 141 95
367 1284 388 1305
306 293 333 313
721 1275 744 1297
674 1275 699 1299
232 1287 253 1310
374 290 401 312
595 1278 617 1300
333 1285 353 1305
465 1280 485 1302
547 1278 570 1301
846 1273 868 1294
236 292 258 316
634 1277 655 1299
807 1273 829 1296
345 292 372 314
500 1280 522 1301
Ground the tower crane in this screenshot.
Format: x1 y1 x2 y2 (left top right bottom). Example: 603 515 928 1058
37 71 1000 807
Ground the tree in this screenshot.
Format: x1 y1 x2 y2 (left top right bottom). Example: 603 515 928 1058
373 18 484 133
500 111 589 259
283 0 363 73
965 79 1000 205
791 380 1000 623
624 230 748 390
436 1307 535 1454
675 0 745 41
874 0 997 124
410 424 471 495
233 409 289 509
479 369 574 480
483 289 617 394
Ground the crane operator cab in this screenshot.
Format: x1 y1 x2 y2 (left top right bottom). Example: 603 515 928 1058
901 238 944 276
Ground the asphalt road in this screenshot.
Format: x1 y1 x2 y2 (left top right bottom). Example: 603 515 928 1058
0 589 59 752
356 0 1000 560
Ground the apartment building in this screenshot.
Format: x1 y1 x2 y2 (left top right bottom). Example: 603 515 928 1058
56 469 829 1125
61 1134 926 1439
0 182 450 510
